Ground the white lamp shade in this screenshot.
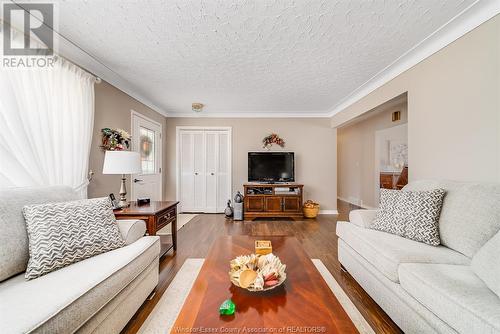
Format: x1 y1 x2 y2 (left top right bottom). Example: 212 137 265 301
102 151 142 175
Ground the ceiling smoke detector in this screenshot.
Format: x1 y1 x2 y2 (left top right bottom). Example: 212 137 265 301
192 103 204 112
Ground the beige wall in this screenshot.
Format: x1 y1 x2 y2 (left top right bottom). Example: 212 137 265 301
338 103 407 208
88 81 167 199
164 118 338 210
332 15 500 183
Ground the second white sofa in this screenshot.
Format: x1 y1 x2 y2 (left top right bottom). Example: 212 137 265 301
337 180 500 334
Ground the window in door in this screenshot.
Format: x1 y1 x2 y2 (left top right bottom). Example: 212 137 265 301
140 126 156 174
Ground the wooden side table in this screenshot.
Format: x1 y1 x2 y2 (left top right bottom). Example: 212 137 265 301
114 201 179 257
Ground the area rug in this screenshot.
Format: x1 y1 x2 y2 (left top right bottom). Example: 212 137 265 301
138 259 374 334
156 214 198 235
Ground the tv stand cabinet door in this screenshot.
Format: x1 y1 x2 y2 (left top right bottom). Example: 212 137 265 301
245 197 264 212
283 197 301 212
265 197 282 212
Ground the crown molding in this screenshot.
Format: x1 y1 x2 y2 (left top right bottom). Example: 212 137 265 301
327 0 500 117
169 0 499 119
166 111 330 118
166 0 499 119
11 1 498 119
55 32 170 117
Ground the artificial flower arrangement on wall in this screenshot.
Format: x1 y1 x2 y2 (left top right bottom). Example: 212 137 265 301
101 128 131 151
262 133 285 149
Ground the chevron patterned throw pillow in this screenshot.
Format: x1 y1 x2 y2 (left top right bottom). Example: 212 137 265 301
370 188 446 246
23 197 125 280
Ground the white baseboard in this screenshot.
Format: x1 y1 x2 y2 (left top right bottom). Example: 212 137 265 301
338 196 356 205
319 209 339 215
338 197 377 210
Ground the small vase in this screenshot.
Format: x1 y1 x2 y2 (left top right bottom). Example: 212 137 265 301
224 200 233 218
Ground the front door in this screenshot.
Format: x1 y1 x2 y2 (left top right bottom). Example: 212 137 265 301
131 111 162 201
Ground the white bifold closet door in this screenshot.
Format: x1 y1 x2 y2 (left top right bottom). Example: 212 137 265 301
178 129 231 213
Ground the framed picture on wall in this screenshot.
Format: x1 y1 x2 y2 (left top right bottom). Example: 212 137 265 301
389 140 408 169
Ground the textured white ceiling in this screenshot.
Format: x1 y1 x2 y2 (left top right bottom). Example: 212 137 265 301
52 0 475 116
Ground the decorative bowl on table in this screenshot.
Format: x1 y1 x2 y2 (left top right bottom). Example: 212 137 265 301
229 253 287 291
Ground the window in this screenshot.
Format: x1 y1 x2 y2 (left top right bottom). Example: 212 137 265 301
139 126 156 174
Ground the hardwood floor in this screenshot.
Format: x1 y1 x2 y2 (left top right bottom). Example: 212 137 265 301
122 201 403 334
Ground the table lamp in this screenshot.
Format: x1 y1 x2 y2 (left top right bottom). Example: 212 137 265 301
102 150 141 208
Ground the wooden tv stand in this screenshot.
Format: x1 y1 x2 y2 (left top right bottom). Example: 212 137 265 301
243 183 303 220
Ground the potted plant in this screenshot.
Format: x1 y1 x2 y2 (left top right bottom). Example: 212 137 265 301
101 128 131 151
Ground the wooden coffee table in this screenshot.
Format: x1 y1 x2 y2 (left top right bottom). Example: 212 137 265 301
172 236 358 333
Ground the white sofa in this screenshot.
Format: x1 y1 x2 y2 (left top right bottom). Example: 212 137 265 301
0 186 160 334
337 180 500 334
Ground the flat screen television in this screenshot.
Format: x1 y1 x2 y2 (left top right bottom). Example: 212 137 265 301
248 152 294 183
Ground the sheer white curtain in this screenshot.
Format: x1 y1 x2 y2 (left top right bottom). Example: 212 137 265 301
0 57 95 197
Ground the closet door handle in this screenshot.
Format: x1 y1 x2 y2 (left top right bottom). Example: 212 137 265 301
210 172 215 176
194 172 199 176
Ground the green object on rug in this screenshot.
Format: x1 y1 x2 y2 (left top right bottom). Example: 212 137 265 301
219 299 236 315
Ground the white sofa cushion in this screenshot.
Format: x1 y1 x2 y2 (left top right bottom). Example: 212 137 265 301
399 263 500 334
349 209 378 228
336 221 469 282
472 230 500 298
0 186 78 282
117 219 147 245
404 180 500 257
0 236 160 334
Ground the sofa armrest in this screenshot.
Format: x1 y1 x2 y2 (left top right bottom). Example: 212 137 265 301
349 209 378 228
116 219 146 245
